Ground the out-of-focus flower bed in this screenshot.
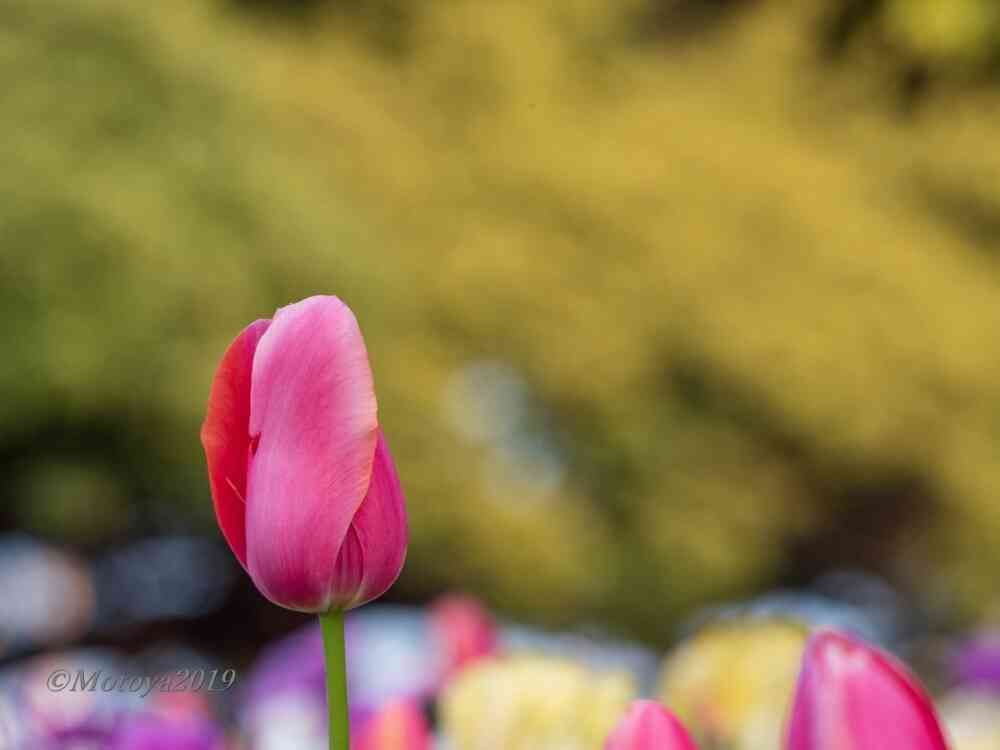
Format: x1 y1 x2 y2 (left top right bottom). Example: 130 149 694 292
2 540 999 750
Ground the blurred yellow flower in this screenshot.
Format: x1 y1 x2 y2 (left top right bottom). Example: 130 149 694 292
659 620 807 750
440 655 635 750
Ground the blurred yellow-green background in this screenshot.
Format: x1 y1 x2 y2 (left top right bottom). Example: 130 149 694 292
4 0 1000 651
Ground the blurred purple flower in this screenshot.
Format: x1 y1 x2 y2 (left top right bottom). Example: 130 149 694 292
242 605 439 727
111 713 225 750
41 723 117 750
239 624 326 748
242 607 438 746
243 623 327 711
953 632 1000 694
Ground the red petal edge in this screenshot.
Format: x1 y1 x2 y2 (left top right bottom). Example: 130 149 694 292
200 318 271 568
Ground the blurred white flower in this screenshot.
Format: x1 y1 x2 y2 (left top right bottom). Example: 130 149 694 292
939 691 1000 750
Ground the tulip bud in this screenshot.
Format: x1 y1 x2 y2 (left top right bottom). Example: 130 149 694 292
605 701 699 750
355 701 430 750
201 296 407 613
786 629 950 750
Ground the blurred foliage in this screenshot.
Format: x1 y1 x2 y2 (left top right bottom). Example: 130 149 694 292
814 0 1000 112
4 0 1000 642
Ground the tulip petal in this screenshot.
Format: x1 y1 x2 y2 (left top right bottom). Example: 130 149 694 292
245 296 379 612
200 318 271 568
786 629 949 750
332 428 408 610
606 701 699 750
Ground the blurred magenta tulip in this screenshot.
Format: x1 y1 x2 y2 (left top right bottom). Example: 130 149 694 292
786 629 950 750
605 700 698 750
355 701 430 750
202 296 407 613
429 595 500 681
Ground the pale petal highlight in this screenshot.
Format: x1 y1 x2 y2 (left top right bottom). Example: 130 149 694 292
245 296 378 611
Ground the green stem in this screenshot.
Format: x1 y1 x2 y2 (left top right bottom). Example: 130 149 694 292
320 609 350 750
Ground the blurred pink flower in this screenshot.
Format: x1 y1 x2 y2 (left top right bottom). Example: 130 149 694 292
429 595 500 682
605 700 698 750
150 689 213 721
354 701 430 750
786 629 949 750
202 295 407 613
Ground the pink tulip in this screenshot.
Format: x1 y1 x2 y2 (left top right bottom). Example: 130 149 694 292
201 296 407 613
354 701 430 750
605 701 699 750
786 629 950 750
429 595 500 682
